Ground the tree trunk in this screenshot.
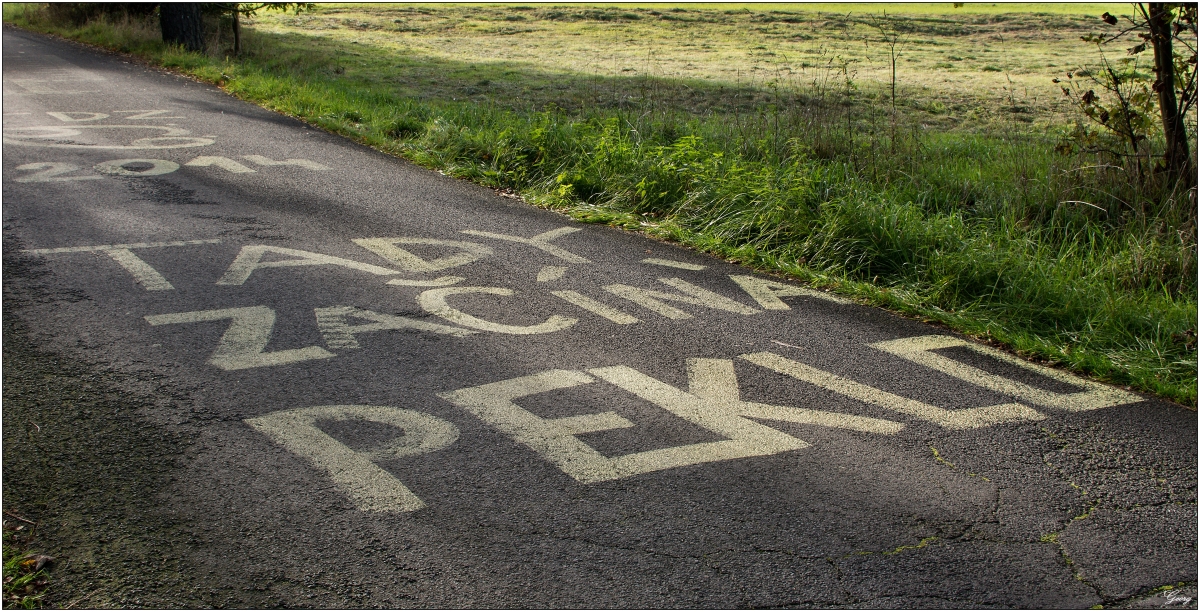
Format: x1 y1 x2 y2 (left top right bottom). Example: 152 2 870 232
233 9 241 56
160 3 205 53
1146 2 1193 185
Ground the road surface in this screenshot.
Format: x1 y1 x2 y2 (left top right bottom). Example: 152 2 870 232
3 27 1196 609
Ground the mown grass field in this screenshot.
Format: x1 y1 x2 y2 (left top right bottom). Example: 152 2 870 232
251 3 1123 129
4 3 1196 406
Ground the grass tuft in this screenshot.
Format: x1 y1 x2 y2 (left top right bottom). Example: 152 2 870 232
2 520 50 609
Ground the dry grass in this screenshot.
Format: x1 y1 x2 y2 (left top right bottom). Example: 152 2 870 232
248 3 1130 129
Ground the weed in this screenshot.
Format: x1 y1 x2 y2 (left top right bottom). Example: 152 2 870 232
2 520 50 609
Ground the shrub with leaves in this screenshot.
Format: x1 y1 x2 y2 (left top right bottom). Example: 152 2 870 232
1057 56 1157 162
1056 4 1197 184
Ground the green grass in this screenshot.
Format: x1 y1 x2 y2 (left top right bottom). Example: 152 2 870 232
246 2 1128 129
2 523 49 609
4 3 1196 406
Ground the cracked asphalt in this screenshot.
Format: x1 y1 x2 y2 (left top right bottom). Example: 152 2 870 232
2 28 1196 609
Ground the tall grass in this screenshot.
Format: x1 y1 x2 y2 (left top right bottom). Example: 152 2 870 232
5 4 1195 405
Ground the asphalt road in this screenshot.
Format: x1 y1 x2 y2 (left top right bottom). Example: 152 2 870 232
2 28 1196 609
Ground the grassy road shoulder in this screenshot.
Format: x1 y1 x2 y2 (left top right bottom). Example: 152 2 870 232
3 525 50 609
3 4 1195 405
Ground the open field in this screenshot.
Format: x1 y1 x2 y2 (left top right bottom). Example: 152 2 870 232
250 3 1129 129
3 3 1195 405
